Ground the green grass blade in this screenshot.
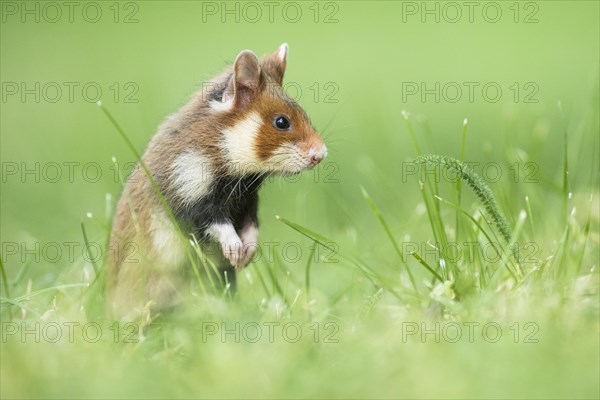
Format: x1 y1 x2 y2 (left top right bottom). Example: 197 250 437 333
497 210 527 281
401 110 422 155
81 220 100 276
260 258 287 305
434 195 517 281
576 204 592 275
305 242 315 302
276 215 403 300
360 186 417 291
456 118 468 240
0 297 40 316
410 252 443 283
414 154 513 244
0 259 13 320
9 261 31 291
3 283 89 304
558 101 570 224
252 260 271 299
0 259 10 299
525 195 535 237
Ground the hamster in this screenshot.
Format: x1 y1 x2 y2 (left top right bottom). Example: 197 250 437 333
107 44 327 317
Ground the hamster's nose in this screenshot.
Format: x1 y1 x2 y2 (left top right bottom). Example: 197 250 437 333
308 146 328 165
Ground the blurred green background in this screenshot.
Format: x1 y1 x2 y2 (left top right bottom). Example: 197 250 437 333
1 1 599 398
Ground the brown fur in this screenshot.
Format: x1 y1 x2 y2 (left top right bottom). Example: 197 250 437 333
107 45 325 320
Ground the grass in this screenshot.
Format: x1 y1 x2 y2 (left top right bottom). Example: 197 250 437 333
2 98 599 398
1 2 599 397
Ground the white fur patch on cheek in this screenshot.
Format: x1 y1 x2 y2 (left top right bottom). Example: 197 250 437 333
222 111 262 174
171 150 213 205
209 99 233 112
150 208 186 269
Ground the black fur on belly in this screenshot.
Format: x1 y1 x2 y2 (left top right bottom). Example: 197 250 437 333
173 173 265 238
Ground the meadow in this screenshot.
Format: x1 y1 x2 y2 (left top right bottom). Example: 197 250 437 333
1 1 599 398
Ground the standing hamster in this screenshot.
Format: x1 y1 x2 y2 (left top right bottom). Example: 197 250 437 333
108 44 327 317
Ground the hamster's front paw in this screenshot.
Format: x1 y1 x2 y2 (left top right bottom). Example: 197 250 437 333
208 223 244 268
221 235 244 268
239 224 259 267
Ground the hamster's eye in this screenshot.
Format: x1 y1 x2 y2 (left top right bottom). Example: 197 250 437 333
274 115 291 131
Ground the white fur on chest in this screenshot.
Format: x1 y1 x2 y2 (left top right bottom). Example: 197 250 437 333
171 150 213 206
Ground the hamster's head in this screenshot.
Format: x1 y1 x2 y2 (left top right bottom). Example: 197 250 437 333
211 44 327 176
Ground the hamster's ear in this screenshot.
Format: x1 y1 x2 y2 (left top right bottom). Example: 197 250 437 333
262 43 288 85
275 42 288 67
223 50 262 108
